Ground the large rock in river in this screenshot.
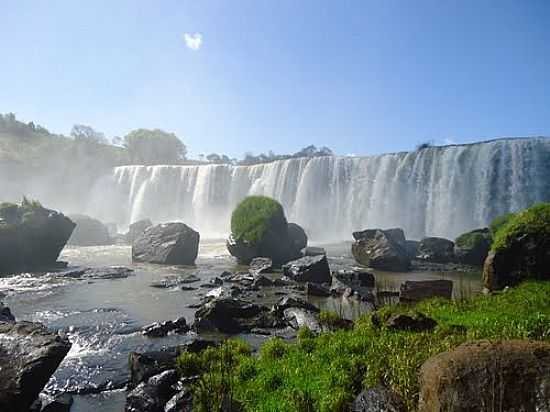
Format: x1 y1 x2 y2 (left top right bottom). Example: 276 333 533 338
0 321 72 412
282 255 331 284
67 214 112 246
133 223 199 265
418 340 550 412
287 222 308 252
127 218 153 244
352 229 410 271
0 201 75 273
454 228 491 266
417 237 455 263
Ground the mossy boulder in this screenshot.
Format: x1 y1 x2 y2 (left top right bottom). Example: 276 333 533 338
352 229 410 271
227 196 304 265
0 199 75 273
67 214 112 246
454 228 491 266
483 203 550 290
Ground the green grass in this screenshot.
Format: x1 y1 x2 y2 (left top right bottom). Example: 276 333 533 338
230 196 287 245
178 282 550 412
491 203 550 251
489 212 516 238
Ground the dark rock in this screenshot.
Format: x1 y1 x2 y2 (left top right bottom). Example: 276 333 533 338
67 214 112 246
399 280 453 303
59 266 133 280
127 218 153 243
133 223 200 265
0 203 75 274
283 255 331 284
193 298 282 334
352 229 410 271
385 313 437 332
305 282 331 297
142 317 188 338
302 246 326 256
454 228 491 266
273 296 320 314
41 394 73 412
249 257 273 275
150 274 201 289
0 321 71 412
252 275 274 288
0 303 15 323
226 235 259 265
419 340 550 412
352 386 407 412
287 222 308 252
417 237 455 263
403 240 420 260
164 388 192 412
125 369 178 412
332 269 375 298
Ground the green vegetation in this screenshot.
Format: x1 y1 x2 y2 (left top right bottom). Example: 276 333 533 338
455 230 488 249
230 196 286 244
491 203 550 252
489 212 516 237
0 197 44 225
177 282 550 411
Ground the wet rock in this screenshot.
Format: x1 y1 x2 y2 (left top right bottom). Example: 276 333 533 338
273 296 320 314
226 235 259 265
352 229 410 271
419 340 550 412
0 321 71 412
150 274 200 289
142 317 188 338
399 280 453 303
352 386 407 412
67 214 112 246
133 223 200 265
283 308 322 333
193 298 282 334
282 255 331 284
0 202 75 273
305 282 331 297
403 240 420 260
454 228 491 266
127 218 153 243
41 394 73 412
126 369 179 412
384 313 437 332
164 388 192 412
287 222 308 252
249 257 273 275
0 303 15 323
60 266 134 280
332 269 375 298
417 237 455 263
302 246 326 256
252 275 274 288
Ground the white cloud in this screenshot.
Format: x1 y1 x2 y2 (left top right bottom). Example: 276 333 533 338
184 33 203 51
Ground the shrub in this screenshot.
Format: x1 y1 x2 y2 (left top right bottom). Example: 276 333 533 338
491 203 550 252
319 310 343 330
230 196 287 244
176 352 203 377
489 212 515 237
260 337 289 360
455 231 487 249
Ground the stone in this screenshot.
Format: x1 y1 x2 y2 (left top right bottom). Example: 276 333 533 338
417 237 455 263
252 275 274 288
125 369 179 412
0 321 71 412
399 280 453 303
384 313 437 332
403 240 420 260
249 257 273 275
283 308 322 332
164 388 192 412
67 214 112 246
352 387 407 412
332 269 375 298
59 266 134 280
454 228 491 266
41 394 73 412
0 303 15 322
272 296 320 314
127 218 153 243
302 246 326 256
150 274 200 289
352 229 410 271
282 255 331 284
142 317 188 338
418 340 550 412
133 223 200 265
305 282 331 297
287 222 308 251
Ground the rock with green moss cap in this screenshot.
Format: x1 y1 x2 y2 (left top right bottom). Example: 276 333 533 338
226 196 304 265
0 199 75 273
454 228 491 266
483 203 550 290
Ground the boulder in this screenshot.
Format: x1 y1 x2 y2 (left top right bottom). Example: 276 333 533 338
305 282 331 297
282 255 331 284
399 280 453 303
59 266 134 280
133 223 200 265
454 228 491 266
67 214 112 246
403 240 420 260
287 222 308 252
0 321 71 412
226 234 259 265
352 229 410 271
0 202 75 273
150 274 200 289
418 340 550 412
249 257 273 276
192 298 282 334
352 387 407 412
142 317 188 338
332 269 375 298
125 369 179 412
272 296 320 314
417 237 455 263
127 218 153 243
384 313 437 332
164 388 192 412
283 308 321 332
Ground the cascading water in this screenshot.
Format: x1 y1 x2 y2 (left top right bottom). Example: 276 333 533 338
89 138 550 241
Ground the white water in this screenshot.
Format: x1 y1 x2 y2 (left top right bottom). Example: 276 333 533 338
89 138 550 241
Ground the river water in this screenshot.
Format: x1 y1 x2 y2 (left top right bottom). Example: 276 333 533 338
0 241 481 411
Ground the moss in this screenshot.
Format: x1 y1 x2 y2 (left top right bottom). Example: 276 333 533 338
489 212 515 237
491 203 550 252
455 231 485 249
230 196 286 245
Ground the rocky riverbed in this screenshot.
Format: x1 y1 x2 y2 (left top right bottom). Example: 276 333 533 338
0 240 482 411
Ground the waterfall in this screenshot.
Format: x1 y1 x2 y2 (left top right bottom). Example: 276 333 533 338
89 138 550 241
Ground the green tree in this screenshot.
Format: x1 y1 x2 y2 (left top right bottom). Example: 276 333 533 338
124 128 187 164
70 124 108 144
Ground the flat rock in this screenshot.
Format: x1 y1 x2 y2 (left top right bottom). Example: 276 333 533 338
399 280 453 303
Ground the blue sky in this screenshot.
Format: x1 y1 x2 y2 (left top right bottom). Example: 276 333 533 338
1 0 550 158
